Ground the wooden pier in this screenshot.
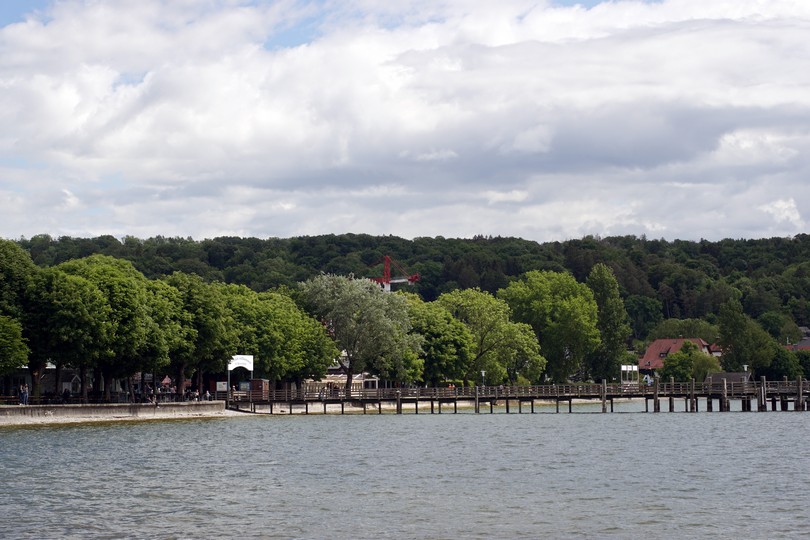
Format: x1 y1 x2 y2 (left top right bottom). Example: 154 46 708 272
225 377 810 414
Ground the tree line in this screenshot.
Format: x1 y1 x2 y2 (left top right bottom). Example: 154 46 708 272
3 233 810 398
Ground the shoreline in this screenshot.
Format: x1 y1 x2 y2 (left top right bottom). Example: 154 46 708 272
0 401 241 427
1 397 645 426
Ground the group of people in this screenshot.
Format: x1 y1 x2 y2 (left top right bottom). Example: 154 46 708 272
18 383 29 405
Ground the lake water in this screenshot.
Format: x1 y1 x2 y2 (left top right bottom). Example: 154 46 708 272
2 401 810 539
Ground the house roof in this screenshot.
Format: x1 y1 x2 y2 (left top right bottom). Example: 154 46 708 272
787 337 810 351
639 338 710 371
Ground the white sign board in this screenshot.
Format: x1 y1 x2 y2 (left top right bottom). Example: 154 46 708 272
228 355 254 372
216 381 228 392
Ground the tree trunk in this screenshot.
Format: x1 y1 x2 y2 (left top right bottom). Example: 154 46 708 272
102 368 113 402
28 361 46 403
344 365 354 395
177 362 187 401
80 366 88 404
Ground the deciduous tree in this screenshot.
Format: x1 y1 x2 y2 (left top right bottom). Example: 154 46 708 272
0 315 28 376
405 294 473 386
299 274 422 389
499 271 599 382
585 263 631 382
437 288 544 385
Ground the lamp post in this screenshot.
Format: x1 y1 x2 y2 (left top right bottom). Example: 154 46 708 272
481 370 486 387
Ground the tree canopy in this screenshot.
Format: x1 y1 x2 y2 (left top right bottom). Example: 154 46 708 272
299 274 422 389
499 271 599 382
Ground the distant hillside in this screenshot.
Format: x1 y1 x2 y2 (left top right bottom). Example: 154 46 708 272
15 233 810 338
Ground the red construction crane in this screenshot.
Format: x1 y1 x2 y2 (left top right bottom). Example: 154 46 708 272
370 255 420 292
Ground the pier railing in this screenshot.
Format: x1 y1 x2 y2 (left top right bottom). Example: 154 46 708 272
221 380 808 404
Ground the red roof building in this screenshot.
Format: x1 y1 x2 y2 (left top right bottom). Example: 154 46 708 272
787 337 810 352
639 338 711 371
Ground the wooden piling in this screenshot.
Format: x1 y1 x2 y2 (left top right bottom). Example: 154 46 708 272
601 380 607 413
690 379 696 412
759 376 767 412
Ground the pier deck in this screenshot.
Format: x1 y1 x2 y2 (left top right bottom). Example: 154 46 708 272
225 378 810 414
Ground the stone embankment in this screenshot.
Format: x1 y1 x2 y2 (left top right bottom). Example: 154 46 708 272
0 401 230 426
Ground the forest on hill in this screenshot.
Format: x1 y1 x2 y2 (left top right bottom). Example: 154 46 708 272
3 232 810 400
14 232 810 337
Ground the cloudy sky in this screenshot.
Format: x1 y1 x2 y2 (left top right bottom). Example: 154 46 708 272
1 0 808 243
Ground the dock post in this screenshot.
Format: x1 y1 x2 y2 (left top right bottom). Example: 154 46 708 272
721 378 728 412
601 380 607 413
653 376 660 413
689 379 696 412
797 378 804 411
669 377 675 412
568 399 572 413
396 390 402 414
475 386 480 414
759 376 767 412
378 401 382 414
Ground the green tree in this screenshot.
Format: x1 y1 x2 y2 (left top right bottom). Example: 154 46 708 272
164 272 239 398
218 283 337 384
501 321 545 384
757 311 802 346
659 348 693 382
25 267 113 401
758 347 802 381
437 288 544 385
0 315 28 375
499 271 599 382
136 279 195 398
585 263 631 382
648 318 719 344
691 352 722 382
659 341 720 382
796 350 810 379
718 299 777 374
59 256 152 401
299 274 422 390
0 240 37 319
405 294 474 386
624 295 663 340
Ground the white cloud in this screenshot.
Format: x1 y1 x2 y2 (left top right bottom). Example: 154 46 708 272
1 0 810 242
758 198 805 228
